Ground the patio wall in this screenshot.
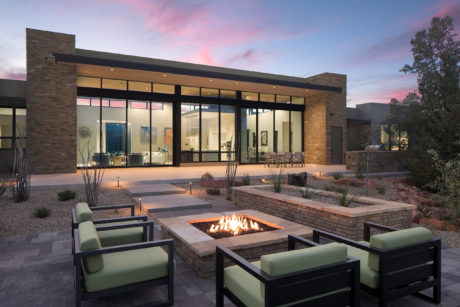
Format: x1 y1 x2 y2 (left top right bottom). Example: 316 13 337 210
233 185 415 240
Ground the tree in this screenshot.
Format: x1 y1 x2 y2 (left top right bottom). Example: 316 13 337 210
388 16 460 189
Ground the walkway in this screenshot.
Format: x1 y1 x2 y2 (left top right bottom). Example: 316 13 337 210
31 164 347 187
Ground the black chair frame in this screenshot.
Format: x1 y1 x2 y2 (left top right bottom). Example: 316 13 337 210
216 234 360 307
313 222 441 307
73 229 174 307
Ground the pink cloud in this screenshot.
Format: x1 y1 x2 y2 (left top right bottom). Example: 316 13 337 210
0 69 26 80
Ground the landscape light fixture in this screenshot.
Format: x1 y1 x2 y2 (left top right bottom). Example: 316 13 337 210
116 176 120 188
138 197 142 212
189 181 192 194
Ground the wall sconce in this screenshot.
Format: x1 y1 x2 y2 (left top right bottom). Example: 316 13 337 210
189 181 193 194
138 197 142 212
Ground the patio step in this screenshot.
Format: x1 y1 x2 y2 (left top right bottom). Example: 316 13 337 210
136 194 211 213
126 183 186 197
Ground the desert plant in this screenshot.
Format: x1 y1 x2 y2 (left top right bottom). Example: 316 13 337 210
58 190 76 201
272 167 284 193
11 129 30 202
324 185 346 194
338 188 361 207
78 131 104 207
206 187 220 195
201 172 214 180
332 172 343 180
225 137 239 200
242 173 250 185
377 185 386 195
34 207 51 218
299 185 315 199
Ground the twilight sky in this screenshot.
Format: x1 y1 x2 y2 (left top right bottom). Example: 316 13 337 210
0 0 459 107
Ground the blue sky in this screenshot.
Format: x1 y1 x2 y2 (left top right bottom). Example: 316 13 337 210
0 0 458 106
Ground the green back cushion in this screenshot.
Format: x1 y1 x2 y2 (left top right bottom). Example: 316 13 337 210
260 242 347 296
368 227 432 271
79 221 104 273
76 202 93 222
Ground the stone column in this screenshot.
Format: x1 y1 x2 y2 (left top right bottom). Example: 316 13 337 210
304 73 347 164
26 28 77 173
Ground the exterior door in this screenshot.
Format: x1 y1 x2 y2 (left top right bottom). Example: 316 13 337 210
331 126 342 164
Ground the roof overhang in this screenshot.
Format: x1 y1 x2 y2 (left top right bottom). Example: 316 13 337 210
54 50 342 97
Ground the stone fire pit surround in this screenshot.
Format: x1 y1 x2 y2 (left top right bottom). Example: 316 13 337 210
233 185 416 240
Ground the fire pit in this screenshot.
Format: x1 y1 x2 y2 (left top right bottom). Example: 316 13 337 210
190 214 281 239
158 210 313 277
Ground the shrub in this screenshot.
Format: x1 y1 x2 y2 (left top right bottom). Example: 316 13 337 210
34 207 51 218
338 188 361 207
299 186 315 199
355 171 364 180
206 188 220 195
377 185 386 195
272 168 284 193
58 190 76 201
324 185 346 194
242 173 250 185
332 172 343 180
0 182 6 196
201 172 214 180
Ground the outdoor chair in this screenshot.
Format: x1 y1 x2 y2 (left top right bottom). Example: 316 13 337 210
71 202 153 247
74 221 174 307
283 152 293 167
313 222 441 307
292 152 304 167
216 234 360 307
264 152 275 168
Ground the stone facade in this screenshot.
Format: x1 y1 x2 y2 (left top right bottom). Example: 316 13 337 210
233 185 415 241
26 29 77 174
304 73 347 164
345 151 408 172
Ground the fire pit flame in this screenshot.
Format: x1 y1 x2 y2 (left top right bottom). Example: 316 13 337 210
209 214 260 236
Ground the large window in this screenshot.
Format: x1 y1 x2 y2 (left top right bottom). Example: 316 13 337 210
241 108 257 163
380 124 407 151
151 102 173 165
291 111 303 153
77 97 101 166
201 104 219 161
221 105 236 161
128 100 150 166
181 103 200 162
258 109 274 161
275 110 290 153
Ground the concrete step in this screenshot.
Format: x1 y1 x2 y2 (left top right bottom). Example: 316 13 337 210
126 183 186 197
137 194 211 213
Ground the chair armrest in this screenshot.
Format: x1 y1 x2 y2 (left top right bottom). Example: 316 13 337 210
288 234 318 251
90 204 135 216
96 220 154 241
313 229 383 255
75 237 173 256
364 222 399 241
93 215 147 225
216 245 272 283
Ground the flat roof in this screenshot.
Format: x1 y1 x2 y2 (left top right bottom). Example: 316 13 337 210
54 49 341 94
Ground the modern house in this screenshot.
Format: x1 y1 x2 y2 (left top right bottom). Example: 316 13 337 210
0 28 347 174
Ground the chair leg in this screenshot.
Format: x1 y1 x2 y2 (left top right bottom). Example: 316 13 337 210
433 285 441 304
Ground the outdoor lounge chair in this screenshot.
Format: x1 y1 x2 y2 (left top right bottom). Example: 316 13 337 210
313 222 441 307
71 202 153 247
216 234 360 307
74 221 174 307
292 152 304 167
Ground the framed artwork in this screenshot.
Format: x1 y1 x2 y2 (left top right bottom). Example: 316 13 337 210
164 127 173 145
140 126 150 143
261 130 268 146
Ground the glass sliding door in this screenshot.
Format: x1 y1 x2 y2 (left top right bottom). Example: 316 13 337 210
127 100 149 166
291 111 302 153
181 103 200 162
102 98 126 166
151 102 173 165
258 109 274 162
221 105 236 161
77 97 101 167
275 110 290 153
241 108 257 163
201 104 219 161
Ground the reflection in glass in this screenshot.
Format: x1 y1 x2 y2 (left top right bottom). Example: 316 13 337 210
15 108 26 137
181 103 200 162
201 104 219 161
0 108 13 137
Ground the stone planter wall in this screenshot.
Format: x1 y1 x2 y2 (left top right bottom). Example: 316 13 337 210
233 185 415 240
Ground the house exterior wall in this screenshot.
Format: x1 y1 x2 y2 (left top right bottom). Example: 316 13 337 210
304 73 347 164
26 28 77 173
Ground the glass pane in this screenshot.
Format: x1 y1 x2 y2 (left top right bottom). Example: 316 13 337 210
221 105 236 161
380 124 390 150
0 108 13 137
102 79 127 90
154 83 175 94
181 86 200 96
241 108 257 163
15 108 26 137
201 104 219 161
291 111 302 153
102 99 126 166
181 103 200 162
220 90 236 99
276 95 290 104
242 92 258 101
292 97 304 105
260 93 275 103
77 97 101 167
127 100 149 166
258 109 274 162
0 138 12 149
128 81 151 92
152 102 173 165
275 110 290 153
201 88 219 97
77 76 100 88
77 97 91 106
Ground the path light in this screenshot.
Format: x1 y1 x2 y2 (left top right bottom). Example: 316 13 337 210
189 181 192 194
138 197 142 212
116 176 120 188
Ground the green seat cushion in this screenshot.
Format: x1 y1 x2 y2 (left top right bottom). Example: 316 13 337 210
224 261 264 307
83 246 169 292
76 202 93 222
368 227 432 271
78 221 103 273
96 221 144 247
346 243 379 289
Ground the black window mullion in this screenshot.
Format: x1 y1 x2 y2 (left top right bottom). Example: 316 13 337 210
12 108 16 150
289 110 292 153
218 104 221 162
199 103 202 162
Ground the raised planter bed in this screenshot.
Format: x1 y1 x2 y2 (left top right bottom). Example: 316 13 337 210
233 184 416 240
201 178 242 188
